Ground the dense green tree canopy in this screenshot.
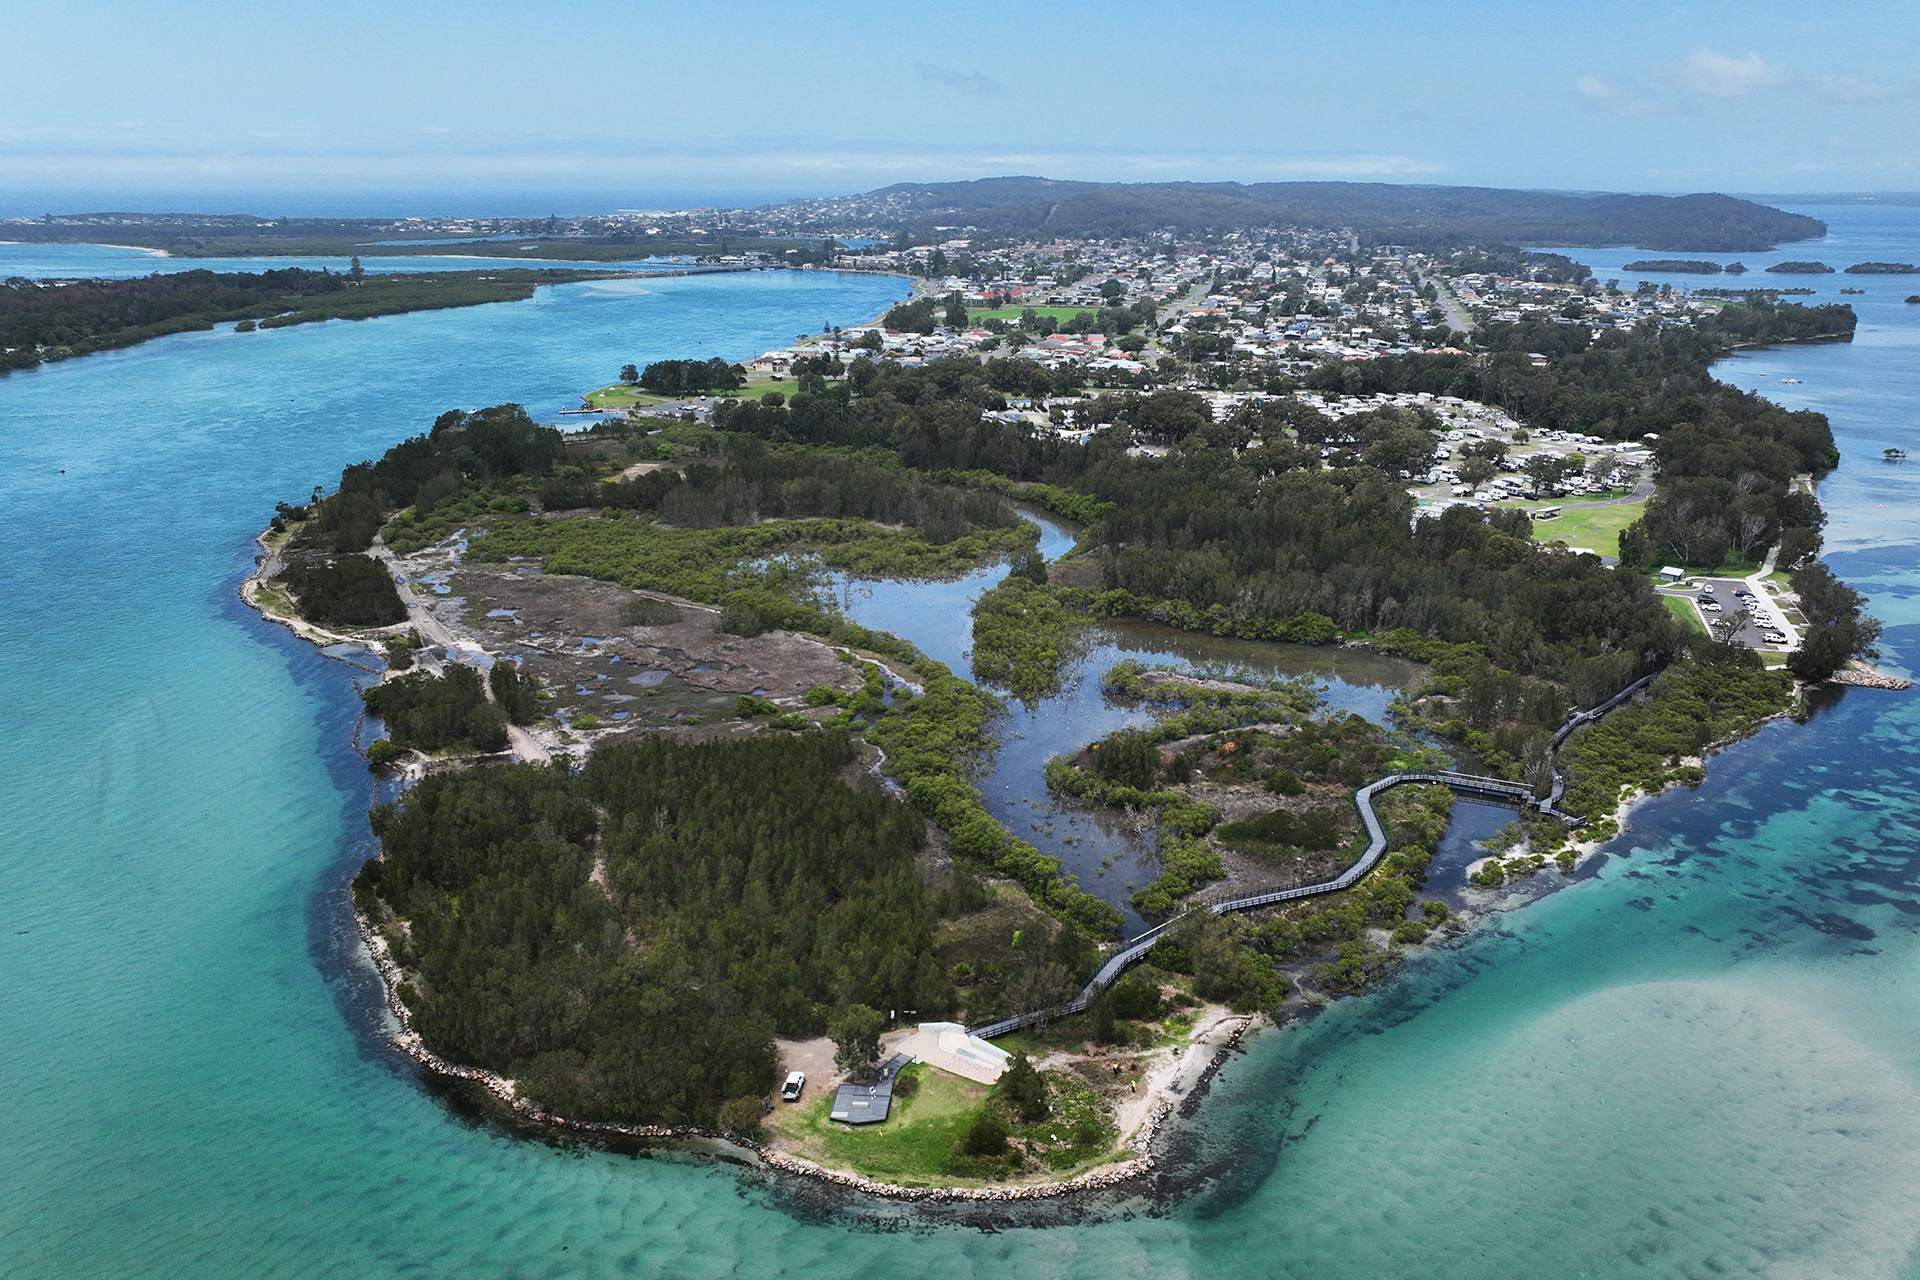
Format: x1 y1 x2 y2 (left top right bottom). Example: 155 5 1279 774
356 732 954 1124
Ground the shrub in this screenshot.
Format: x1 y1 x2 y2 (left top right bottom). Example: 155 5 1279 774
999 1052 1047 1122
960 1112 1009 1157
1108 973 1163 1020
717 602 767 636
716 1096 764 1141
1215 805 1346 857
1267 768 1306 796
619 596 683 626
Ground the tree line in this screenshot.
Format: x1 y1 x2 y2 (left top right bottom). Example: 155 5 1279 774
0 268 604 373
848 179 1824 252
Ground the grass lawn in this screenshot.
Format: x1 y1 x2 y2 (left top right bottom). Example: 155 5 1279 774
1662 593 1708 634
582 383 674 409
968 305 1101 325
583 371 797 410
1501 496 1645 558
767 1064 988 1185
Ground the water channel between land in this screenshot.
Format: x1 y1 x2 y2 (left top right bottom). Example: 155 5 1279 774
9 211 1920 1277
831 509 1432 939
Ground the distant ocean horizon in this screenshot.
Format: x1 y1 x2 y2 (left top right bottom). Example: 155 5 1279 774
7 183 1919 222
0 187 826 219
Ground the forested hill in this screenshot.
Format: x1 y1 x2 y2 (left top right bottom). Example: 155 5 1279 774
817 179 1824 252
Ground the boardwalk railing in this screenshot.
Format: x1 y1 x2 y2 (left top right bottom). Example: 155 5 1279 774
971 769 1541 1039
967 676 1664 1041
1549 672 1657 751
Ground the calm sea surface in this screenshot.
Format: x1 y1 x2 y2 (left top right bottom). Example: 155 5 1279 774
5 211 1920 1277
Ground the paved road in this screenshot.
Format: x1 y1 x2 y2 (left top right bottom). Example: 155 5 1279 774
1551 472 1655 509
370 541 458 650
1434 285 1475 334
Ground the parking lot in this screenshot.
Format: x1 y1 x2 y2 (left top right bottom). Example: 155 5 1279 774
1658 576 1798 651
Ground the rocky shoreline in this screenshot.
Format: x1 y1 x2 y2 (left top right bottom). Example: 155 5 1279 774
354 907 1193 1203
252 517 1195 1204
1831 667 1913 691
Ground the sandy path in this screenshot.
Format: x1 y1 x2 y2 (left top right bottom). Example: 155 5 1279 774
506 725 550 764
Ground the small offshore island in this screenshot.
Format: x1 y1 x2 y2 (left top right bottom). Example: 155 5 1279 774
241 237 1897 1200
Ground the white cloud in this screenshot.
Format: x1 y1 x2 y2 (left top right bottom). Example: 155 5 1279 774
1807 71 1890 101
1673 48 1791 98
915 64 1005 99
1575 75 1667 115
1581 49 1895 115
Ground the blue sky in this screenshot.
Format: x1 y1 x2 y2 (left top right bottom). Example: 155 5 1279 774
3 0 1915 213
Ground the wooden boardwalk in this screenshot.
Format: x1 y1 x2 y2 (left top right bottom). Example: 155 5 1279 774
970 677 1659 1040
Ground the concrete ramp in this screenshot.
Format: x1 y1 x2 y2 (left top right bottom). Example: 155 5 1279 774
894 1022 1011 1084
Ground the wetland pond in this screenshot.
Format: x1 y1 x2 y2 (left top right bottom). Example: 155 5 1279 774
835 507 1431 938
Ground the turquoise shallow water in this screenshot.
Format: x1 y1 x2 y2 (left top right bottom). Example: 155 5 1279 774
5 211 1920 1278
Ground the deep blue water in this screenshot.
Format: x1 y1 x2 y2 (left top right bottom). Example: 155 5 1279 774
5 208 1920 1277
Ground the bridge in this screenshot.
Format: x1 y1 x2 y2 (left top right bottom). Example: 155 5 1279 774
968 676 1658 1040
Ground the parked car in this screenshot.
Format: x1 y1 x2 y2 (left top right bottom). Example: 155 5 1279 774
1764 631 1789 644
1702 602 1723 613
781 1071 805 1102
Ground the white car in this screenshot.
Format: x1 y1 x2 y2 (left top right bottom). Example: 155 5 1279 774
781 1071 805 1102
1763 631 1789 645
1701 602 1723 613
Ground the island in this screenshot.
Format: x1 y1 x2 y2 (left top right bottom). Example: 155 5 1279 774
0 266 622 373
1766 261 1836 274
1844 262 1920 274
240 240 1889 1198
1623 259 1725 274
